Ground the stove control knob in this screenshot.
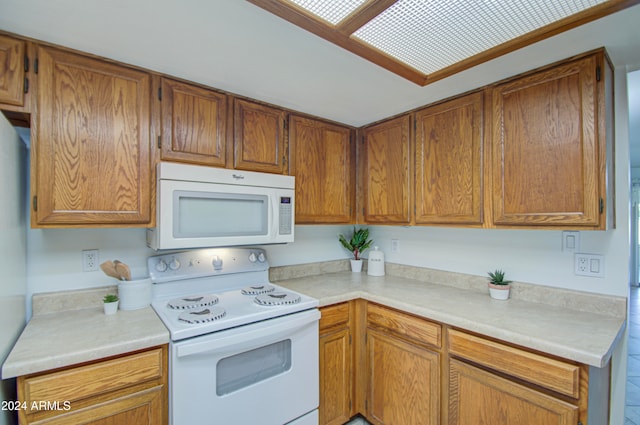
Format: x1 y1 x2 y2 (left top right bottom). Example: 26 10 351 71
258 252 266 263
155 260 168 272
212 256 223 270
168 258 181 271
248 252 257 263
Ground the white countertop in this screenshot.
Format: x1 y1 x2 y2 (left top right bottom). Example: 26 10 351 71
1 306 169 379
1 267 626 378
276 271 626 368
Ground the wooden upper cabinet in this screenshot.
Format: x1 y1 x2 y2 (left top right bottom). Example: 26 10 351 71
415 92 484 225
0 35 26 108
361 115 412 224
234 98 287 174
32 46 152 226
491 51 610 228
159 78 228 167
289 115 354 223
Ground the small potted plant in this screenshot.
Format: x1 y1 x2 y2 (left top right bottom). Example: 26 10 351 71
103 294 119 315
338 227 373 272
487 269 511 300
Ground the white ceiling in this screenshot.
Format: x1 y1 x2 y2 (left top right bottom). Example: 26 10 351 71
1 0 640 160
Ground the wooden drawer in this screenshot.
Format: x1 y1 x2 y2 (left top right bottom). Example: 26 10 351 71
447 329 580 398
320 303 350 331
367 303 441 348
21 348 164 405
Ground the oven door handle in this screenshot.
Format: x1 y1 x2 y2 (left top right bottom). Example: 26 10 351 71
175 308 320 358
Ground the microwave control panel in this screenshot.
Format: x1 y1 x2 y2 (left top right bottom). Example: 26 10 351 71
279 197 292 235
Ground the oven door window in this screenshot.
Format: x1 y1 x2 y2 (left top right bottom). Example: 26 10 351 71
216 339 292 396
174 191 268 237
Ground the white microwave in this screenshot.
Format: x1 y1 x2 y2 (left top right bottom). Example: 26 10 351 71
147 163 294 250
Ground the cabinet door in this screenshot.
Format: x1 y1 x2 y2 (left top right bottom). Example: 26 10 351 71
366 329 439 425
234 99 287 173
448 359 578 425
160 78 228 167
33 46 151 226
289 115 354 223
415 92 483 225
0 35 25 107
361 115 412 224
319 327 352 425
491 54 604 227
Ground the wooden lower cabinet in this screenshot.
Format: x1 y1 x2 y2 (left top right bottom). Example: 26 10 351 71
318 301 607 425
366 328 439 425
17 346 167 425
364 303 441 425
319 303 353 425
447 359 578 425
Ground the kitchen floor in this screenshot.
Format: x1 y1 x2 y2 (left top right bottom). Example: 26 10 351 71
346 416 370 425
627 285 640 424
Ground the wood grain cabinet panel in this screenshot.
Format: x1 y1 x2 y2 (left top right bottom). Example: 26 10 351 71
448 359 578 425
366 328 439 425
448 328 580 398
32 45 151 226
361 115 412 224
17 346 167 425
159 77 228 167
319 303 353 425
491 52 610 228
289 115 354 223
234 98 287 174
414 91 483 225
0 34 25 107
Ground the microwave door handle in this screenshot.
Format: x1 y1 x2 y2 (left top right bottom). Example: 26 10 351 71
175 309 320 359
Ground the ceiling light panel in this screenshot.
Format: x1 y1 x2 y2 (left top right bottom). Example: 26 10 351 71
352 0 607 75
286 0 369 25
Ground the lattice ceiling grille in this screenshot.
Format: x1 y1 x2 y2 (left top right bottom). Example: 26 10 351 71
248 0 638 85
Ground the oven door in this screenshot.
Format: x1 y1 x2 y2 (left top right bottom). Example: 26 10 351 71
170 308 320 425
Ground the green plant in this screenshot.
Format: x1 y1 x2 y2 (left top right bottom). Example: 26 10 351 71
338 227 373 260
103 294 119 303
487 269 511 286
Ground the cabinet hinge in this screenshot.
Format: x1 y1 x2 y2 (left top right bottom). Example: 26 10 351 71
361 135 365 145
34 58 38 74
365 399 368 411
24 56 29 73
349 334 352 344
600 198 604 214
157 135 162 149
24 77 29 94
283 118 288 131
596 66 601 82
32 196 37 212
158 87 162 101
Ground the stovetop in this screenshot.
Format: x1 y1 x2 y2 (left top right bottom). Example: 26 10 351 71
148 247 318 341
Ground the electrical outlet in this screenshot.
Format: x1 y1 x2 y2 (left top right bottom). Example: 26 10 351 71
391 239 399 253
574 253 605 278
82 249 99 272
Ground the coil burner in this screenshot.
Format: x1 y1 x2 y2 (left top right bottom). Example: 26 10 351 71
254 292 301 306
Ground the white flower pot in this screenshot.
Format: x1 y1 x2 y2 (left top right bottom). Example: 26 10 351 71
488 283 510 300
350 259 363 273
103 301 119 315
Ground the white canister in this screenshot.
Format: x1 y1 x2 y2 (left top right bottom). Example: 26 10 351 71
367 246 385 276
118 277 152 310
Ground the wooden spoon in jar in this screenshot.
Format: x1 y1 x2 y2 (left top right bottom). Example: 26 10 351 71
100 261 121 280
113 260 131 281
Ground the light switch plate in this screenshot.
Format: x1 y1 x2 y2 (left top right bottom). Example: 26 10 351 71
562 231 580 252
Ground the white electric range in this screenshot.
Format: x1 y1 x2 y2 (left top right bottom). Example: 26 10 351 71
149 247 320 425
